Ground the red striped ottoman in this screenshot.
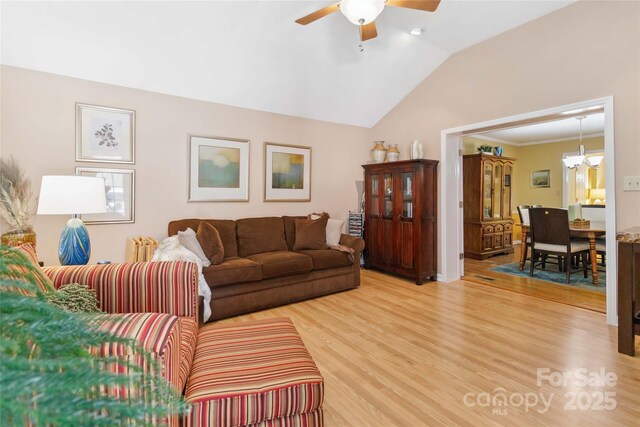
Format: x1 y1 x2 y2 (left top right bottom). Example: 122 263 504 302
184 318 324 427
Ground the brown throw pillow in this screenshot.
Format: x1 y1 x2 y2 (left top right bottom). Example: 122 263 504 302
197 221 224 265
293 217 328 251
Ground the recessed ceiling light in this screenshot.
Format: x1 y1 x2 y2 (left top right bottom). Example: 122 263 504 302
409 27 424 36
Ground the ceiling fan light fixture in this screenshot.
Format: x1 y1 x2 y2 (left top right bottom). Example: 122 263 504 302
340 0 385 25
409 27 424 35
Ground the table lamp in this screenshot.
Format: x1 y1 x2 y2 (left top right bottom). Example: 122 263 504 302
589 188 606 205
37 176 107 265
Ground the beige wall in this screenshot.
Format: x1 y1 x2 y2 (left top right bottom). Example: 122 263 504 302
1 66 370 265
371 0 640 231
462 136 605 209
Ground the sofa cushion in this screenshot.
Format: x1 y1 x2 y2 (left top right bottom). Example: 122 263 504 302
293 217 328 251
283 215 306 251
196 221 224 265
184 318 324 427
202 257 262 287
236 217 288 257
168 219 238 258
296 249 353 271
246 251 313 279
326 218 345 246
93 312 183 391
178 228 211 267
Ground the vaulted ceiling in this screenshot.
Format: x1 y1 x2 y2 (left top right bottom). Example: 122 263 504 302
1 1 574 127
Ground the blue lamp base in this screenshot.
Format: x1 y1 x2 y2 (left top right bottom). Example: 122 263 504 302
59 217 91 265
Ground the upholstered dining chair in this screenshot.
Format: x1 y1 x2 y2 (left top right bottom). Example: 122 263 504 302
517 205 542 267
529 207 589 284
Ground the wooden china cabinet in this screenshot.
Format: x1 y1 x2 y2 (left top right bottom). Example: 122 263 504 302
363 159 438 285
463 153 516 260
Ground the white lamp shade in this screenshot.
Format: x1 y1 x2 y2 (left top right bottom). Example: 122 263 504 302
590 188 606 202
340 0 385 25
37 176 108 215
562 155 584 169
586 155 604 167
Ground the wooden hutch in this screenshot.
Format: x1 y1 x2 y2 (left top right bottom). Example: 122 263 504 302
363 159 438 285
463 153 516 260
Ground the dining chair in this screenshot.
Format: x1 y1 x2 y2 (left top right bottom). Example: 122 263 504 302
517 205 532 264
529 207 589 284
517 205 542 268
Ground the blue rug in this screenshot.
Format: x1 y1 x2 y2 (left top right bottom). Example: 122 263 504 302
491 262 606 293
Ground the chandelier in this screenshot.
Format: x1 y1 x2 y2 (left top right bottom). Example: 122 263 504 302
562 116 603 169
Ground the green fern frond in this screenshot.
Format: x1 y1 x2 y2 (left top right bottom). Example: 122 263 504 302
0 246 189 426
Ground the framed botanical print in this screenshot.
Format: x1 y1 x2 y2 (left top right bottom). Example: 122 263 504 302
76 167 135 224
189 135 250 202
76 103 135 164
264 142 311 202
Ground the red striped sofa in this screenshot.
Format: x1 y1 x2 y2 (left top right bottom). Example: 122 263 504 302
16 244 324 427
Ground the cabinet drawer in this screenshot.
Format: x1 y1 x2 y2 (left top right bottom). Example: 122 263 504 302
483 225 494 234
504 223 513 231
494 224 504 232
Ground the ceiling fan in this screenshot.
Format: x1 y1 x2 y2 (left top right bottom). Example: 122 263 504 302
295 0 441 42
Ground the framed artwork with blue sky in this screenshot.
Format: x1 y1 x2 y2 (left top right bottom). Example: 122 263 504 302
189 135 249 201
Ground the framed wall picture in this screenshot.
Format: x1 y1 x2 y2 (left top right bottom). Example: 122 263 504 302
264 142 311 202
530 169 551 188
76 167 135 224
189 135 250 202
76 103 135 164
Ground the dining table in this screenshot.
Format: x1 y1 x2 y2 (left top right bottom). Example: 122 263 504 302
519 221 606 285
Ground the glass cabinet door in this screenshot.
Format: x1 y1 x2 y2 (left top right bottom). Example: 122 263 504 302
503 164 512 219
482 162 493 219
493 164 503 219
383 174 393 216
402 172 413 218
370 175 379 216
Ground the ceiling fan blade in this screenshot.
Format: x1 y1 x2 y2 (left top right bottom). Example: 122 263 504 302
295 3 341 25
385 0 441 12
360 21 378 42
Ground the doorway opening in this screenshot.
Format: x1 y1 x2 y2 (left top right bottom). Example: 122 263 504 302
439 97 617 325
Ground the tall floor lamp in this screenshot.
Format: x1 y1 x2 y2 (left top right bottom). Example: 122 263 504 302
37 176 107 265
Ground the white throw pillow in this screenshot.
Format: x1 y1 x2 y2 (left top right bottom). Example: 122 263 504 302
177 228 211 267
326 218 345 247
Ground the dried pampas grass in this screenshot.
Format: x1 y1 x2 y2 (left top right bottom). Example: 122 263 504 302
0 157 34 233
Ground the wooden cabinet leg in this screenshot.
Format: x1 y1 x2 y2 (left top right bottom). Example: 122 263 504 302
519 230 528 271
589 237 599 285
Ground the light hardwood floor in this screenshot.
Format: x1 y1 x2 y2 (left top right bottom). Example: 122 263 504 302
220 270 639 426
463 244 607 313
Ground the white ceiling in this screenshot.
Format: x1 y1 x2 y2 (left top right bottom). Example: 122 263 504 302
1 1 574 128
476 112 605 145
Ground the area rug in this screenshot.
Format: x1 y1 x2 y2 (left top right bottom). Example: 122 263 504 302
491 262 606 293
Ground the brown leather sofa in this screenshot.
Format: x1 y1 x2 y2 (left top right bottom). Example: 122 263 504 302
168 216 364 321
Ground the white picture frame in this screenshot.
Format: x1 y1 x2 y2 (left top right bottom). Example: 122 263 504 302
264 142 311 202
76 167 135 224
189 135 250 202
76 103 135 164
